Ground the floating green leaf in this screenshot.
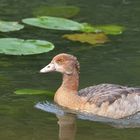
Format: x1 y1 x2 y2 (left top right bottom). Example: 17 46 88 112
81 23 124 35
0 20 24 32
0 38 54 55
63 33 109 45
22 16 124 35
14 89 53 96
95 25 124 35
33 5 80 18
22 16 83 31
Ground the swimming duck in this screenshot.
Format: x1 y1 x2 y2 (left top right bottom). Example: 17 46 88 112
40 53 140 119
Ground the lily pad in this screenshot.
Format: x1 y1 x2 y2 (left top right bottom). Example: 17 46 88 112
82 23 124 35
22 16 83 31
14 89 53 96
22 16 124 35
94 25 124 35
0 20 24 32
0 38 54 55
33 5 80 18
63 33 109 45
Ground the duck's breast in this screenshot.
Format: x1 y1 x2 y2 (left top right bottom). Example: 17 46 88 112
54 87 85 110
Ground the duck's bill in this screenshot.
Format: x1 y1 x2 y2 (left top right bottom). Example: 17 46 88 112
40 63 55 73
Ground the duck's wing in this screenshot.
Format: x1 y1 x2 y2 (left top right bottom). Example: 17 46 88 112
78 84 140 107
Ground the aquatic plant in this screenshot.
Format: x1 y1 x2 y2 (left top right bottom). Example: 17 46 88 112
0 20 24 32
0 38 54 55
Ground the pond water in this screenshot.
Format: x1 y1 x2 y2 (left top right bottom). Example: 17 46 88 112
0 0 140 140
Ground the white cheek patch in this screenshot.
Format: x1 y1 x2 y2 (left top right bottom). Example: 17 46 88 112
54 63 64 73
55 62 73 74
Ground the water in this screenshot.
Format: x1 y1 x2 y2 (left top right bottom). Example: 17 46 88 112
0 0 140 139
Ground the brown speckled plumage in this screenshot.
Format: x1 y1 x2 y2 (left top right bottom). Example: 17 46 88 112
78 84 140 107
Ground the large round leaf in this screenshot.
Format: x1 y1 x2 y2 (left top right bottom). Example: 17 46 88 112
0 38 54 55
22 16 124 35
0 21 24 32
22 16 83 31
33 5 80 18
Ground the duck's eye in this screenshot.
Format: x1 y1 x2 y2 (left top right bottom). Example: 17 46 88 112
57 59 64 64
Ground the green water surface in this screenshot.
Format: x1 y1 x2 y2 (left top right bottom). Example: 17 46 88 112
0 0 140 140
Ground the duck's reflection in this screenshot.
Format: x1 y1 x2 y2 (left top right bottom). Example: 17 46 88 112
35 101 140 139
56 114 76 140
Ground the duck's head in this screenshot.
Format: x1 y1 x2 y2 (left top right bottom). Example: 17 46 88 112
40 53 80 75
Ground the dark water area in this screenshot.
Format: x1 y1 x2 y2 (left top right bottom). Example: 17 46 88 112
0 0 140 140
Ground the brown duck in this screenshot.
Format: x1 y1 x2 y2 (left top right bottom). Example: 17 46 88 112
40 53 140 119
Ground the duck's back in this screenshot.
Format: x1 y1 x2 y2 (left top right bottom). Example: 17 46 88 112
78 84 140 118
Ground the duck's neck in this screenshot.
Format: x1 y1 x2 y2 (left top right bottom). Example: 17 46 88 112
61 70 79 93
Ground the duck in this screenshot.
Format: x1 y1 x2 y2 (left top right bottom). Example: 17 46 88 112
40 53 140 119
